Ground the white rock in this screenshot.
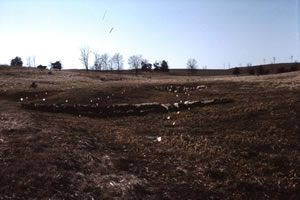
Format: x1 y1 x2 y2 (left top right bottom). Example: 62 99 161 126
157 137 162 142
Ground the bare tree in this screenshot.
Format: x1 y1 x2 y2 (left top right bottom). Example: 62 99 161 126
187 58 198 73
108 58 113 71
291 56 294 62
26 56 32 67
111 53 123 73
93 51 101 71
32 56 36 67
128 55 142 76
80 46 90 71
100 53 109 71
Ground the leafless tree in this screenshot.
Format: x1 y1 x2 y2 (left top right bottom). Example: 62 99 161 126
111 53 123 73
128 55 142 76
26 56 36 67
108 58 113 71
187 58 198 73
93 51 101 71
291 56 294 62
100 53 109 71
26 56 32 67
80 46 90 71
32 56 36 67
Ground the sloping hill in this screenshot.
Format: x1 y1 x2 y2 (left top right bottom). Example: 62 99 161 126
0 65 300 199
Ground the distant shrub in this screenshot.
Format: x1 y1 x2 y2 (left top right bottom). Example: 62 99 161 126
11 57 23 66
257 65 269 75
31 81 37 88
232 67 240 75
51 61 62 70
263 69 270 75
276 64 299 74
153 62 161 71
37 65 47 69
153 60 169 72
290 65 298 72
48 70 53 75
160 60 169 72
248 68 255 75
257 66 263 75
141 61 152 72
277 67 287 74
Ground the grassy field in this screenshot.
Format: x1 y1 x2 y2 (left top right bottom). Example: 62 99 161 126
0 66 300 199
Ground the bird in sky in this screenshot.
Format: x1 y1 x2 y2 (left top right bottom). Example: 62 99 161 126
102 10 107 20
109 27 114 34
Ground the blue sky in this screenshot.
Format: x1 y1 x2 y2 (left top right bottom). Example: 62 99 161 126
0 0 299 69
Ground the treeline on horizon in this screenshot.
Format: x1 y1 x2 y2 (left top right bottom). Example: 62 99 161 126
8 46 201 76
7 52 300 76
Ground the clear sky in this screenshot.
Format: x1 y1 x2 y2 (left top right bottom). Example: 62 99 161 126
0 0 299 69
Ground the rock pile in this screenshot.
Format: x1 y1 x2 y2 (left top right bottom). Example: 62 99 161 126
155 85 207 93
21 98 234 118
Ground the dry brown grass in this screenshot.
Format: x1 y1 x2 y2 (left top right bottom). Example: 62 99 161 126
0 66 300 199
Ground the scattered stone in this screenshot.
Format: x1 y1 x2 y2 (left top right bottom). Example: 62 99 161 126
155 84 207 93
157 137 162 142
174 103 180 109
197 85 207 89
21 98 234 118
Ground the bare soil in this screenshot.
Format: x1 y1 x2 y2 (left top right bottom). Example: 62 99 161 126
0 66 300 199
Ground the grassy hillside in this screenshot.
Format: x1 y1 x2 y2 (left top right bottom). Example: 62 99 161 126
0 66 300 199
